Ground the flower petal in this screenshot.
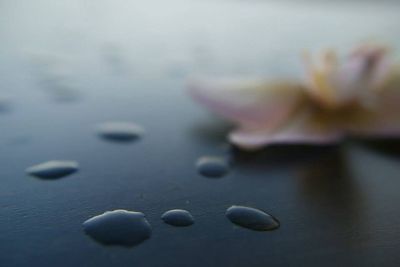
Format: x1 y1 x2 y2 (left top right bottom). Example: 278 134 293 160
347 73 400 138
188 77 305 130
304 44 392 109
228 108 343 150
331 44 391 105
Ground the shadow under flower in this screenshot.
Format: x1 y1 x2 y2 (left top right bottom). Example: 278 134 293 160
355 138 400 159
230 144 341 170
296 147 358 203
228 134 367 246
294 147 367 245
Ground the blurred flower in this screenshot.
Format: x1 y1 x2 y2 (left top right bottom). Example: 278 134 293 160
188 44 400 150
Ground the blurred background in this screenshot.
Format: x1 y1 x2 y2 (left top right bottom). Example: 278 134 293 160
1 0 400 84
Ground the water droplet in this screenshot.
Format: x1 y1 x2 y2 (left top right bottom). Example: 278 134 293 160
83 210 151 247
196 156 229 178
97 122 144 142
49 86 81 103
26 160 79 179
8 136 31 146
225 205 280 231
0 97 11 113
161 209 194 227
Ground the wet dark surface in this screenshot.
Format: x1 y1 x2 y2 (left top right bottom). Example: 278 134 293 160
1 1 400 266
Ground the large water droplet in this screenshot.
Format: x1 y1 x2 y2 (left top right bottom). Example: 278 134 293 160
196 156 229 178
26 160 79 179
225 205 280 231
83 210 151 247
161 209 194 227
97 122 144 142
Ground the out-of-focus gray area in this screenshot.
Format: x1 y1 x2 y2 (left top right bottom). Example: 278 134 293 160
1 0 399 86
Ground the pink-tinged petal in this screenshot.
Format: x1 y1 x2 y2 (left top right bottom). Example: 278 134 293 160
303 44 392 109
348 44 390 87
331 44 392 104
303 50 338 108
347 73 400 138
188 77 305 130
228 108 343 150
330 54 367 101
229 128 343 150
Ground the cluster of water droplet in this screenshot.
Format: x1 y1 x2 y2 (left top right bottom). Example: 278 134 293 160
24 121 279 247
80 205 279 247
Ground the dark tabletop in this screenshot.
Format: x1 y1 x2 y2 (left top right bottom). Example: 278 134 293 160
1 1 400 266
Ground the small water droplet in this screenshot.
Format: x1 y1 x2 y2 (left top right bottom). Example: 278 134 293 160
225 205 280 231
8 136 31 146
49 85 81 103
0 97 11 113
83 210 151 247
97 122 144 142
161 209 194 227
196 156 229 178
26 160 79 179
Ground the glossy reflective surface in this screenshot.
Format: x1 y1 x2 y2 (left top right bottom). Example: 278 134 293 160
1 0 400 266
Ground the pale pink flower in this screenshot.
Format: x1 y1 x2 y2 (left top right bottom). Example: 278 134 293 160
188 44 400 150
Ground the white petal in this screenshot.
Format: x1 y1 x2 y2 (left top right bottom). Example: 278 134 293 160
188 77 305 130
